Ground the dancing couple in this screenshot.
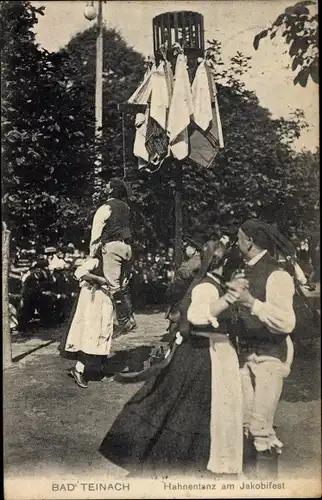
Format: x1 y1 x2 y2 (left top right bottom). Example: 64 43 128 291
99 219 297 479
60 178 136 388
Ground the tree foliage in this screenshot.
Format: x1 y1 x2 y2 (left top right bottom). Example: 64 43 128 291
253 0 319 86
1 1 319 253
1 0 98 248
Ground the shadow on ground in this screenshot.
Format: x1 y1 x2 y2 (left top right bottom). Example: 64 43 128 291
281 340 321 402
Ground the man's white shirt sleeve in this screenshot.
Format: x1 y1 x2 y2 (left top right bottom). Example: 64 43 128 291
187 283 220 328
74 258 99 281
89 205 112 256
251 270 296 334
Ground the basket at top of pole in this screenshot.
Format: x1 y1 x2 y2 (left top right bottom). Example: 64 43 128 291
152 11 205 270
153 11 205 64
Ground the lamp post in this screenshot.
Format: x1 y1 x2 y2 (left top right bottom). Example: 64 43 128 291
84 1 104 183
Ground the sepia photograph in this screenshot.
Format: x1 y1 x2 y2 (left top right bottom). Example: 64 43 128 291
1 0 320 498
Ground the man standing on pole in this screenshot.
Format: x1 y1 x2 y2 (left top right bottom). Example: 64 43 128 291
89 178 135 336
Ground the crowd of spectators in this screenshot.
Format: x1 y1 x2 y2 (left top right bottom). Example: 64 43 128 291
8 231 320 334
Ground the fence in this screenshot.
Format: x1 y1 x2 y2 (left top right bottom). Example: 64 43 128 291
2 223 12 369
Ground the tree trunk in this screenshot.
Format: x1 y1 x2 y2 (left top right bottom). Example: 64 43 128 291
2 228 12 370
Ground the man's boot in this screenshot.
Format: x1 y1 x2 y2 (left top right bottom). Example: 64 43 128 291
123 287 137 329
112 290 135 338
243 432 257 479
254 448 279 480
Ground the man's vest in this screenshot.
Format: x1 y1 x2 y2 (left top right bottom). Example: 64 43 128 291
100 199 131 244
237 252 292 362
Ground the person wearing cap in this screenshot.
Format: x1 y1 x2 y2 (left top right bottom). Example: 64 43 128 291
226 219 296 473
89 178 135 336
164 235 203 339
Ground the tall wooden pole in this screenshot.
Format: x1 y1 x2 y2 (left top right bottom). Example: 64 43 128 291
2 226 12 370
174 162 183 270
94 0 103 187
95 0 103 142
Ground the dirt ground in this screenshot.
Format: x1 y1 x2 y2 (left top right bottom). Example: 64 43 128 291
4 311 321 485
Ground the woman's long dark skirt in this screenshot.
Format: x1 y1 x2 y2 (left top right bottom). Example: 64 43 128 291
99 337 212 476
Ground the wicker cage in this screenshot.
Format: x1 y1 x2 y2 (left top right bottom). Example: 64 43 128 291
153 11 205 64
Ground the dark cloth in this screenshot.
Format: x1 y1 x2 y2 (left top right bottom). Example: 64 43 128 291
99 336 212 476
237 252 289 362
188 107 221 169
145 115 169 165
58 294 79 355
101 199 131 243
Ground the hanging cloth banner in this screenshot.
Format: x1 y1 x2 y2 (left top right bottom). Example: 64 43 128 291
131 61 174 171
205 62 224 149
188 60 224 168
167 54 194 160
133 111 149 169
191 59 213 132
145 61 171 166
149 61 171 130
188 107 222 169
127 64 155 105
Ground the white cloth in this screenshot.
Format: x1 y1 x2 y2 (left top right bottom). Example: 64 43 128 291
240 337 294 452
150 62 170 130
246 251 296 334
247 249 268 266
214 94 225 149
187 282 220 328
187 281 243 474
208 339 243 474
133 111 149 166
294 262 307 285
74 257 99 282
205 64 224 148
65 258 113 356
75 361 85 374
127 65 155 105
167 54 193 160
192 60 213 132
89 203 112 257
48 255 68 270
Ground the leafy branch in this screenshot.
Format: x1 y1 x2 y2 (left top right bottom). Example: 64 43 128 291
253 0 319 87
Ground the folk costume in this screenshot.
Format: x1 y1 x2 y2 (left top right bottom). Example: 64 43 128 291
235 220 296 470
99 241 243 477
61 258 114 387
89 179 135 336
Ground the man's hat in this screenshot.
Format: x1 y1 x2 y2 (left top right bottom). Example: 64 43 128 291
107 178 130 198
183 235 202 250
183 233 207 250
44 246 57 255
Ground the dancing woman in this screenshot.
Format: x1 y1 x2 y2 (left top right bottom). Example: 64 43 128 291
60 256 114 388
99 240 243 477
